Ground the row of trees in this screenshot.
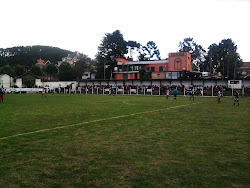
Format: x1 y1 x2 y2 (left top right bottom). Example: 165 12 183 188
0 63 58 78
0 55 97 81
178 37 243 79
57 55 96 81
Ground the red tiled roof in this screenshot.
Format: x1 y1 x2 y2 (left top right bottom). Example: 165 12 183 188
37 58 45 64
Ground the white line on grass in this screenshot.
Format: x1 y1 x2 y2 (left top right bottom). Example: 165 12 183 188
0 103 197 140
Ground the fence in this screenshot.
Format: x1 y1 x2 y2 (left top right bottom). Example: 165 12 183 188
5 85 250 97
41 86 250 97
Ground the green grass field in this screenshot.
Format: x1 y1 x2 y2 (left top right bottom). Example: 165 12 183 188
0 94 249 187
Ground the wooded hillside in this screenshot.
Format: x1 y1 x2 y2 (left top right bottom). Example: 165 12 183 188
0 45 72 68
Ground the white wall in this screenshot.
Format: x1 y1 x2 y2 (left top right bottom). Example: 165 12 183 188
11 79 249 90
43 81 77 90
0 74 14 89
77 79 239 87
151 80 160 86
243 80 250 87
192 80 203 86
16 79 22 88
35 79 42 87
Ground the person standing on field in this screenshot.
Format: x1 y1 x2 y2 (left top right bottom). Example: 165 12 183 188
217 91 221 104
190 87 195 101
233 90 239 106
42 88 47 98
173 88 178 101
0 88 4 103
166 88 170 100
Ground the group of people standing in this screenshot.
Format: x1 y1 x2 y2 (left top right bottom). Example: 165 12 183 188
217 90 240 106
0 86 242 106
166 87 194 101
166 87 240 106
165 88 178 101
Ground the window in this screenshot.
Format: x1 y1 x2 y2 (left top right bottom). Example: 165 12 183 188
172 72 178 79
123 74 128 80
146 67 150 71
166 72 171 79
151 67 155 72
159 66 163 72
230 81 239 84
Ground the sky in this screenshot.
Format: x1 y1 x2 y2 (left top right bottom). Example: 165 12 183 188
0 0 249 61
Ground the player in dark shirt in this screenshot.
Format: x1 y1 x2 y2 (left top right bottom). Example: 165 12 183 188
233 90 239 106
190 88 195 101
173 88 178 101
0 88 4 103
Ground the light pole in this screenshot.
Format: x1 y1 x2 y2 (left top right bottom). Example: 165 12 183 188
234 59 237 80
103 60 110 80
222 57 224 96
104 60 106 80
209 53 212 75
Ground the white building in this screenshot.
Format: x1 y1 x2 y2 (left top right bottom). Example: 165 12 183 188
58 52 80 67
0 74 14 89
82 71 96 79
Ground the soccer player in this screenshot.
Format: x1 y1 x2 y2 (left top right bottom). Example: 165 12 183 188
217 91 221 104
173 88 178 101
166 88 170 100
0 88 4 103
42 88 47 98
190 87 195 101
233 90 239 106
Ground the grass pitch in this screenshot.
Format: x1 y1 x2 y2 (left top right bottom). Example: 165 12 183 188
0 94 249 187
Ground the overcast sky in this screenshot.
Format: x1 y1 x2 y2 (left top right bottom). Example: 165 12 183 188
1 0 249 61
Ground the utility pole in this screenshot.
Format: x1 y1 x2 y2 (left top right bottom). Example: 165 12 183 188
227 59 229 79
104 60 106 80
223 60 225 80
209 54 212 74
234 59 237 79
222 57 224 96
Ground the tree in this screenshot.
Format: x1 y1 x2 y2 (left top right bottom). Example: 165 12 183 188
205 43 219 73
29 65 42 76
179 37 206 71
58 62 74 81
73 55 97 79
96 30 128 79
44 63 58 76
206 38 241 78
0 65 16 77
14 65 25 76
138 41 161 61
127 40 141 60
224 51 243 79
